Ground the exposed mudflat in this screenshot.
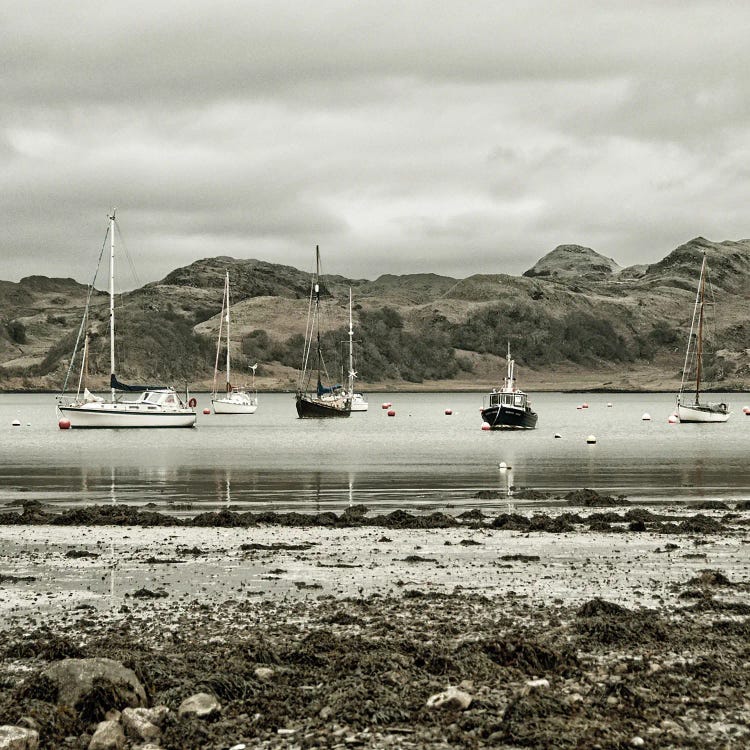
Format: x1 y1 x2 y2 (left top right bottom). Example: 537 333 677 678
1 502 750 748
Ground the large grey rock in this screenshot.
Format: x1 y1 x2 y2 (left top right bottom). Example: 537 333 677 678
0 725 39 750
88 720 125 750
41 658 147 710
178 692 221 719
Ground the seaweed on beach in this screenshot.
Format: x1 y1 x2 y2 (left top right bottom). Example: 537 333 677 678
575 598 667 645
4 631 85 661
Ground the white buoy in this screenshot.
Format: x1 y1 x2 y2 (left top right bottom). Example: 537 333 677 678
641 413 651 421
576 405 583 410
11 419 21 427
499 461 507 470
586 434 597 444
554 433 562 439
668 414 679 424
743 406 750 415
607 402 613 408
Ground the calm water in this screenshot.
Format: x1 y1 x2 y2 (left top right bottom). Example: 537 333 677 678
0 392 748 512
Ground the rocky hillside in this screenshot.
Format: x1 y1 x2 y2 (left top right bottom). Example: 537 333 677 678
1 237 748 392
523 244 622 279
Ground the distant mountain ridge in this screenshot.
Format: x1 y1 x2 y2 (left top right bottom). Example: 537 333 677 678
1 237 748 392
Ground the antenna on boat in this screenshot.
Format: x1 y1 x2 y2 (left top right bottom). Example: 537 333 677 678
505 342 515 391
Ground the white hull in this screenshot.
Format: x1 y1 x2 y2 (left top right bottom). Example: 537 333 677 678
350 393 368 412
212 396 258 414
59 404 196 428
677 403 730 423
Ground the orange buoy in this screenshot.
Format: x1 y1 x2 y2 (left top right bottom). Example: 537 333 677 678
387 409 396 417
58 418 71 430
203 408 211 415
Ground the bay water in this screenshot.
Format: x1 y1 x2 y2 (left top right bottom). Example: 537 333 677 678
0 391 748 513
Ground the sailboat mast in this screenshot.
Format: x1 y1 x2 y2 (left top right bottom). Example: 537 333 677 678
315 246 321 383
109 209 116 402
348 287 354 394
225 272 231 390
695 255 706 402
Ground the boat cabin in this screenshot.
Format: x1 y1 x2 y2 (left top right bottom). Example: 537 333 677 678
120 389 180 407
486 390 528 409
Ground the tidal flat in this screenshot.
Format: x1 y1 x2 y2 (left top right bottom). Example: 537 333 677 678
1 503 750 748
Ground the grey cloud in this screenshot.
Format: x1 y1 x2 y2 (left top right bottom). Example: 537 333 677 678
1 1 749 285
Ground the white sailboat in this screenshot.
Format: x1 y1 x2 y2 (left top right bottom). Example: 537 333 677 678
57 211 196 428
211 271 258 414
344 288 368 412
676 253 730 423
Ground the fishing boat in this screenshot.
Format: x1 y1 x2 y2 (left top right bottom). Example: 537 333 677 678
295 247 351 418
676 253 730 423
480 344 538 429
56 211 196 428
211 271 258 414
343 288 368 412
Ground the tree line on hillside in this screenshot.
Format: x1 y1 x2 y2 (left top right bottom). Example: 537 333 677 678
242 307 466 383
7 299 736 386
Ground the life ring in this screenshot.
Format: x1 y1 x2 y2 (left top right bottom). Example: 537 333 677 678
188 397 197 408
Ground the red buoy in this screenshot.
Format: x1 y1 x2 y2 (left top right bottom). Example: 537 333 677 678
203 408 211 415
445 409 452 415
481 422 491 431
582 402 589 409
381 402 392 409
58 418 71 430
387 409 396 417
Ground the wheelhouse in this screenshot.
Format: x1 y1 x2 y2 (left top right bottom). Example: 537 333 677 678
485 390 528 409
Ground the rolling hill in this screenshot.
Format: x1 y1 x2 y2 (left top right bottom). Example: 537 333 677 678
1 237 748 392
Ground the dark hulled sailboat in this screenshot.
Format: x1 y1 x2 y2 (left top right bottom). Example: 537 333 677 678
295 247 351 419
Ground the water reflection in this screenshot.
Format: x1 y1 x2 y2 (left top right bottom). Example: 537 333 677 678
1 392 748 512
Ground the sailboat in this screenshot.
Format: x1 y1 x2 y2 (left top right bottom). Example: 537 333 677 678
343 288 368 412
295 247 351 418
676 253 730 423
211 271 258 414
56 211 196 428
480 344 538 429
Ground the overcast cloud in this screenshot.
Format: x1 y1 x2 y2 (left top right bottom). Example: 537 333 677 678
2 1 749 286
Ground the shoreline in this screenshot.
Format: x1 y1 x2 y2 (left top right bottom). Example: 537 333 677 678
1 509 749 748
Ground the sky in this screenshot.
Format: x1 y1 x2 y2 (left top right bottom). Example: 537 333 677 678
2 1 749 287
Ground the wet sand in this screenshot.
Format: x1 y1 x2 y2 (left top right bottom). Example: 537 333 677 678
1 504 750 748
